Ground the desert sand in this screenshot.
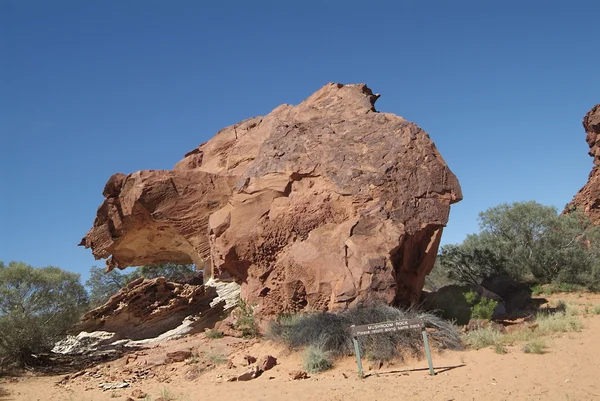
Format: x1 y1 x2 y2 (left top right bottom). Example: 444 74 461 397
2 293 600 401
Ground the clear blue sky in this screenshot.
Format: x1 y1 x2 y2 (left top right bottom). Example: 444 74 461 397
1 1 599 283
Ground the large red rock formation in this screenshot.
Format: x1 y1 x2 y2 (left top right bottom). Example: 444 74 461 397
566 104 600 220
80 83 462 315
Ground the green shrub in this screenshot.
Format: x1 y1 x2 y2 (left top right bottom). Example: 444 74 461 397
531 284 543 296
463 290 498 320
303 345 332 373
592 305 600 315
232 297 260 338
494 344 507 354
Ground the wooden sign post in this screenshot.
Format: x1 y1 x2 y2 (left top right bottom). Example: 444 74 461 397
349 318 435 378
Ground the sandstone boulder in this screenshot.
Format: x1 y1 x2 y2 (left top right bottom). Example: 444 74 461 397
80 83 462 315
77 277 221 340
566 104 600 220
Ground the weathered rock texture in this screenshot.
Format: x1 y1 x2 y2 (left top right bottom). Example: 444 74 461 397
567 104 600 221
80 83 462 315
78 277 221 340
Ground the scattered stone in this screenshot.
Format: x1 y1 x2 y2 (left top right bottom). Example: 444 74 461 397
258 355 277 371
290 371 309 380
184 367 201 381
243 355 257 366
131 389 147 399
52 331 118 355
99 382 130 391
368 360 383 371
235 366 262 381
165 350 193 363
122 354 138 366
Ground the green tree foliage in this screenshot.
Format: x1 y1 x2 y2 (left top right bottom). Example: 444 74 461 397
86 263 197 308
0 261 88 365
125 263 197 283
85 266 128 308
435 202 600 288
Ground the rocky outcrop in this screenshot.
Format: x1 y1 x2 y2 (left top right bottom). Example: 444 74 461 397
77 277 226 340
80 83 462 315
567 104 600 221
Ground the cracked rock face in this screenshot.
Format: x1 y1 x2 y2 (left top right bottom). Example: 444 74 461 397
566 104 600 221
77 277 222 340
80 83 462 315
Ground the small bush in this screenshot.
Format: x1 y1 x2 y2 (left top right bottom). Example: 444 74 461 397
464 290 498 320
531 284 543 296
269 304 463 362
522 339 545 354
206 352 227 365
463 327 502 349
494 344 507 354
536 310 582 334
232 297 260 338
303 345 332 373
160 388 177 401
592 305 600 315
205 330 224 339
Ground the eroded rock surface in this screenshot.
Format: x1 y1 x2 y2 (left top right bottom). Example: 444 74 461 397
78 277 223 340
81 83 462 315
567 104 600 221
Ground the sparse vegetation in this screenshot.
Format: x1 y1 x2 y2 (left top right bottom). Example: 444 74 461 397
494 344 507 354
303 345 332 373
463 327 503 349
205 352 227 365
531 284 544 296
536 309 582 334
269 304 463 365
522 339 546 354
160 388 177 401
205 329 224 339
464 305 583 353
232 297 260 338
593 305 600 315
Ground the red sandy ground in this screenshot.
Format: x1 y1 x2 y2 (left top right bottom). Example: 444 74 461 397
1 293 600 401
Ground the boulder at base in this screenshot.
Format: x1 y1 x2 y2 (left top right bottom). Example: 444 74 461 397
80 83 462 316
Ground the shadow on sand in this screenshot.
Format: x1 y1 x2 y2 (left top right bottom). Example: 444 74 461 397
363 364 466 378
0 385 12 401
